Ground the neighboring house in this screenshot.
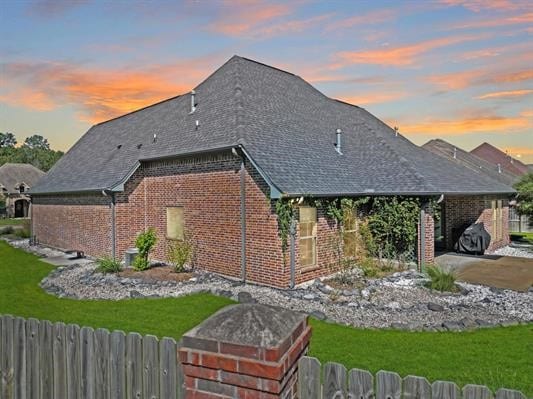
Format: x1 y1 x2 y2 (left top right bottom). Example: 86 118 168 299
423 139 523 238
471 142 529 177
0 163 45 218
422 139 519 187
31 56 514 288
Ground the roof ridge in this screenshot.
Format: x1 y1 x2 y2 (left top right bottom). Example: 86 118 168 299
236 56 297 77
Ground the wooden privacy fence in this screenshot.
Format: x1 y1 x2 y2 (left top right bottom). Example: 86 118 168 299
0 315 184 399
297 357 527 399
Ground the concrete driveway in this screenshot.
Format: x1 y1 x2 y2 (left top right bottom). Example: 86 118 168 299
435 252 533 292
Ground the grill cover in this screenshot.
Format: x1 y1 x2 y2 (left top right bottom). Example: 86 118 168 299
454 222 491 254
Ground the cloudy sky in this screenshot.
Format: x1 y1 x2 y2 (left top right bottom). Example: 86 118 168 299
1 0 532 162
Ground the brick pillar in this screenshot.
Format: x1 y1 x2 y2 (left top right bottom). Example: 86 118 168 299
179 304 311 399
418 211 435 267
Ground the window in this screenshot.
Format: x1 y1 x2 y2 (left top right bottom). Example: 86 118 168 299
19 184 25 193
299 207 317 267
166 207 184 240
343 207 358 257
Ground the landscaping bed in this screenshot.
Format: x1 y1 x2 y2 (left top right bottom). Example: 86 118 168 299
0 239 531 395
7 238 531 332
118 265 194 283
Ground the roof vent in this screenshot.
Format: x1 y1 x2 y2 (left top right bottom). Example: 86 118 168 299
117 144 122 149
137 144 142 149
394 126 399 137
190 90 196 114
453 147 457 159
335 128 343 155
153 133 157 143
195 120 199 130
497 163 502 173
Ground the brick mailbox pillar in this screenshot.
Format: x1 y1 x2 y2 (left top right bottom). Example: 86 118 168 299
179 304 311 398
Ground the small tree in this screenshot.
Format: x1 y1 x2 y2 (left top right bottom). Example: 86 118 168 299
133 228 157 271
23 134 50 150
0 132 17 148
514 172 533 218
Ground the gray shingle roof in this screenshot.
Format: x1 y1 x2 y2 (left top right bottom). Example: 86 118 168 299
0 163 45 194
31 56 515 196
422 139 519 187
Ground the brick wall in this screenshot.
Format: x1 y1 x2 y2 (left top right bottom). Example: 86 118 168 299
32 194 112 257
444 195 510 252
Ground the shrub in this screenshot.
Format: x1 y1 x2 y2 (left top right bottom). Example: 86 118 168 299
15 219 31 238
0 226 14 235
168 236 194 273
426 265 457 292
96 257 122 274
133 228 157 271
359 257 379 278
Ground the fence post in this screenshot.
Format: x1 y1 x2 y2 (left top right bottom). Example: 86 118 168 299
179 303 311 398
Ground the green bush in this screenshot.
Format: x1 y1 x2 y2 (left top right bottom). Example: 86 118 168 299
168 237 194 273
96 257 122 274
0 226 14 235
426 265 457 292
133 228 157 271
15 222 31 238
359 257 379 278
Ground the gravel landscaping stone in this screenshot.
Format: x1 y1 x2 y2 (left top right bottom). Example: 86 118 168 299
489 245 533 259
6 238 533 331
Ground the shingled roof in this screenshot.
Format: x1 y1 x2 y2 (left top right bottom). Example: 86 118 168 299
0 163 45 194
422 139 518 187
471 142 529 177
31 56 514 196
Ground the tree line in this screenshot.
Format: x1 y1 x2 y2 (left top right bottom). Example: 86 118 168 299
0 132 63 172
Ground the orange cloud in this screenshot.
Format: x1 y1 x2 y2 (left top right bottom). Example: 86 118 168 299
336 35 483 67
256 14 332 37
400 115 530 135
426 68 533 90
0 58 217 123
337 92 406 106
440 0 528 12
504 146 533 156
450 12 533 29
209 1 292 36
325 9 396 31
475 89 533 99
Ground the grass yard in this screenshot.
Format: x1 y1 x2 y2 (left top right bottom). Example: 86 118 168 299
0 218 25 226
0 240 531 394
510 232 533 245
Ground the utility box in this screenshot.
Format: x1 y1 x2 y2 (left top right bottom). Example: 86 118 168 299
124 248 139 267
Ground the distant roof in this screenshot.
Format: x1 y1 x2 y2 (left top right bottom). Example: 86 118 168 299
31 56 515 196
471 143 529 177
422 139 518 187
0 163 45 194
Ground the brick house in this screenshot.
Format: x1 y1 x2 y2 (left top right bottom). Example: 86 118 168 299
0 163 45 218
31 56 514 288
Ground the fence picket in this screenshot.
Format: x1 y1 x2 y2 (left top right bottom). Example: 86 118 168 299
26 318 40 399
348 368 374 399
95 328 110 399
433 381 461 399
13 317 26 399
403 375 431 399
66 323 80 399
323 362 347 399
160 338 177 399
80 326 95 399
298 357 321 399
495 389 526 399
52 322 67 399
110 331 126 399
1 315 14 399
143 335 160 399
376 370 401 399
126 333 143 399
463 384 494 399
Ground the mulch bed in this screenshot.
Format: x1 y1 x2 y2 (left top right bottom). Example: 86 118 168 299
118 265 194 283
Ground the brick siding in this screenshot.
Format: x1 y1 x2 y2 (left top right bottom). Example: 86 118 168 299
443 195 510 252
32 194 112 257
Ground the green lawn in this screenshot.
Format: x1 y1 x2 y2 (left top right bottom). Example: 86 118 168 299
510 232 533 245
0 240 531 394
0 218 25 226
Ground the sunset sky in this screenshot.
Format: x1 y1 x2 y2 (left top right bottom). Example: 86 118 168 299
1 0 532 162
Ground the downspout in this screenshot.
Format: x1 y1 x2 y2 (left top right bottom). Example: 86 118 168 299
239 157 247 283
289 217 297 289
111 193 116 260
